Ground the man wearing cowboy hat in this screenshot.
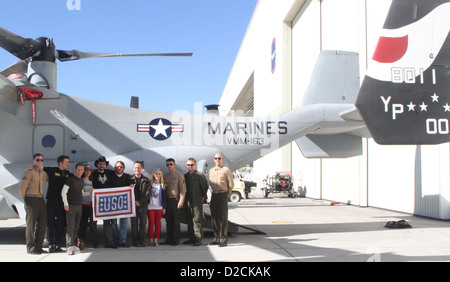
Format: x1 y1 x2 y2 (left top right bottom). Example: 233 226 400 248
92 156 117 248
93 156 112 189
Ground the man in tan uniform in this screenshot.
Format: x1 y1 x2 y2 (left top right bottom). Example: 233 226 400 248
19 154 49 254
209 153 234 247
162 158 186 246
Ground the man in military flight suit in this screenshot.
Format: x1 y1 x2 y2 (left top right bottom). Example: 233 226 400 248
19 154 49 254
209 153 234 247
183 158 209 246
162 158 186 246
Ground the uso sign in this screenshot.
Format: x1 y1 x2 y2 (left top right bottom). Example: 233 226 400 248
92 187 135 221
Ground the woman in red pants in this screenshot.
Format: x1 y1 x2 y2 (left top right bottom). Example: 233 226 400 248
147 169 167 246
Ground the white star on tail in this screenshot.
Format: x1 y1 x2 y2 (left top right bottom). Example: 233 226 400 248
419 102 428 112
444 103 450 112
407 102 416 111
431 93 439 102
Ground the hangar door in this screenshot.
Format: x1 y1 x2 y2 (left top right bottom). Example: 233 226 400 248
291 1 321 107
230 73 254 117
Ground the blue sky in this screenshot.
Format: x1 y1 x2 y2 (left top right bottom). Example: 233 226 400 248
0 0 257 113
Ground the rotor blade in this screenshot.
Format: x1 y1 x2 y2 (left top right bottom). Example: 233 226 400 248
0 27 41 60
0 59 29 77
57 50 193 62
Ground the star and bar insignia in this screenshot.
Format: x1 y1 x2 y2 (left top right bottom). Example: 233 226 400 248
137 118 184 141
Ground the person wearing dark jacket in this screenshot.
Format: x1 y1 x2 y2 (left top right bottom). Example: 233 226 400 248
44 155 72 253
92 156 115 248
130 161 151 247
110 161 132 247
184 158 209 246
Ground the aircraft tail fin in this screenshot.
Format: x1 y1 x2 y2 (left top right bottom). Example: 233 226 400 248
295 50 365 158
355 0 450 145
301 50 360 106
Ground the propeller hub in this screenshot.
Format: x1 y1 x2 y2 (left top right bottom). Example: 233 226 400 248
32 37 56 62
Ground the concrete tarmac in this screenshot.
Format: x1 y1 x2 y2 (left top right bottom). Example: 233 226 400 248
1 193 450 262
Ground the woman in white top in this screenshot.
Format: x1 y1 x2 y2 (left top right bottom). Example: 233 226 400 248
147 169 167 246
78 165 98 248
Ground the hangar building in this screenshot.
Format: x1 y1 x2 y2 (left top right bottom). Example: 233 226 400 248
219 0 450 220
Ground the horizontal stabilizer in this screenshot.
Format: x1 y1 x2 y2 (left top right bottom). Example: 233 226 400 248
339 106 363 121
296 134 362 158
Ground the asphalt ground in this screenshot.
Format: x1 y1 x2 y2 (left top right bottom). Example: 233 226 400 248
1 192 450 264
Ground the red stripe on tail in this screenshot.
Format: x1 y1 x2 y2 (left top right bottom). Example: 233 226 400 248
372 35 408 63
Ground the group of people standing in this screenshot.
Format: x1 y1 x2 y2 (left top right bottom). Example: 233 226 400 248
19 152 234 255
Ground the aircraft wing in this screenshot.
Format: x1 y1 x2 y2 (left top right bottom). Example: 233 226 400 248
0 59 28 77
0 74 19 115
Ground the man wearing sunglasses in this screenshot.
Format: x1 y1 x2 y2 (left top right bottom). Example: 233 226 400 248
162 158 186 246
209 153 234 247
183 158 208 246
19 154 49 254
44 155 72 253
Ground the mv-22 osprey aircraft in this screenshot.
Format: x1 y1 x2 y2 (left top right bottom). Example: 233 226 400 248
0 0 449 219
